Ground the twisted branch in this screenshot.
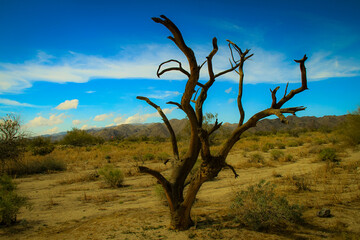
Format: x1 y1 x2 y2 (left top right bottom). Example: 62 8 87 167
157 59 190 78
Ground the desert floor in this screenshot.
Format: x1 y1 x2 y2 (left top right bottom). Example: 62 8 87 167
2 134 360 239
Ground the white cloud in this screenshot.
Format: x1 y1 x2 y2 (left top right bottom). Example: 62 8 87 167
80 124 89 130
0 44 185 94
42 127 59 135
124 107 175 124
55 99 79 110
80 124 97 130
307 52 360 80
86 90 96 94
0 44 359 95
72 119 82 125
146 90 181 99
94 113 113 122
225 87 232 94
114 116 123 124
0 98 36 107
26 113 65 127
228 98 236 103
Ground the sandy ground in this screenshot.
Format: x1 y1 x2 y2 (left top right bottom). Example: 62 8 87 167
2 145 360 240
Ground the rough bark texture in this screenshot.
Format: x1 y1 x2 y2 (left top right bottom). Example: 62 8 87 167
137 15 309 230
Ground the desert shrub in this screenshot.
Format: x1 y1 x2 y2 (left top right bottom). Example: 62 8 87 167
28 136 55 156
283 154 294 162
276 142 286 149
10 157 66 176
287 140 304 147
248 153 264 163
270 149 284 161
318 148 339 162
338 107 360 146
61 128 104 147
230 180 303 231
143 153 155 161
287 175 311 191
98 165 124 188
157 152 170 162
0 174 29 225
0 114 26 173
261 143 274 152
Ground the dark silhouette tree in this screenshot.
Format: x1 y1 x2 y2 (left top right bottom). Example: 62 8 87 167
137 15 308 230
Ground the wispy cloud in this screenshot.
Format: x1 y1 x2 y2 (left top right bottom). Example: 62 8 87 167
86 90 96 94
0 44 183 94
55 99 79 110
146 90 181 99
307 52 360 80
0 44 359 95
0 98 36 107
225 87 232 94
94 113 113 122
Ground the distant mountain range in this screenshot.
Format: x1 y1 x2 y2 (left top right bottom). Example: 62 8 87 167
47 115 347 142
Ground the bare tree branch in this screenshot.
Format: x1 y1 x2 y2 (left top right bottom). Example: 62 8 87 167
137 96 179 161
167 101 183 110
224 163 239 178
208 119 223 136
273 55 308 109
157 59 190 78
270 86 280 108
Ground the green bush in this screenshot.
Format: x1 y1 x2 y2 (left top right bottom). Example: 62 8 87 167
338 107 360 146
61 128 104 147
28 136 55 156
143 153 155 161
261 143 274 152
0 175 29 225
0 114 26 173
230 180 303 231
98 165 124 188
318 148 339 162
270 149 284 161
248 153 264 163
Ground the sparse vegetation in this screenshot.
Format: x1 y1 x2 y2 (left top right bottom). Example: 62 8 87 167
0 174 29 225
98 165 124 188
61 128 104 147
270 149 284 161
318 147 339 162
28 136 55 156
230 180 303 231
248 153 265 164
10 157 67 176
338 107 360 146
0 114 26 174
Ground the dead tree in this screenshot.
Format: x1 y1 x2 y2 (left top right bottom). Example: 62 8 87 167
137 15 308 230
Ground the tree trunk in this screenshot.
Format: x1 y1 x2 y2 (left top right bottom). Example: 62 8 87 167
170 204 194 230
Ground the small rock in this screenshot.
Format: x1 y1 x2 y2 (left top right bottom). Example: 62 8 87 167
317 208 331 218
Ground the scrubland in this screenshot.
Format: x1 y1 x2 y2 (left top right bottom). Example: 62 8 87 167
1 129 360 240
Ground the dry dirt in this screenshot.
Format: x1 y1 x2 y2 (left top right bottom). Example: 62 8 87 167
2 144 360 240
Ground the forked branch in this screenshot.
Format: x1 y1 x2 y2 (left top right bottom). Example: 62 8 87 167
272 55 308 109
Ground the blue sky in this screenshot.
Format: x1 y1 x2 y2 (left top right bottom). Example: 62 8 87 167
0 0 359 135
